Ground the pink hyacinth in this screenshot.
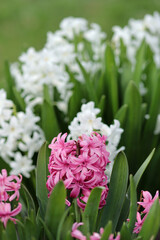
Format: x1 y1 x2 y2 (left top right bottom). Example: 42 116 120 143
133 190 160 234
0 169 22 228
71 222 86 240
138 190 159 214
0 169 22 202
133 212 146 234
109 233 120 240
47 132 110 209
71 222 120 240
0 202 22 228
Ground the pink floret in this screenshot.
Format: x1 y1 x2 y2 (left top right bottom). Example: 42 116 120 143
47 132 110 209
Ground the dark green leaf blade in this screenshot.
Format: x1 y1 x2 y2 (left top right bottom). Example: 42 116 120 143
45 181 66 238
127 175 137 233
100 221 112 240
139 198 160 240
36 142 48 217
41 85 60 142
100 152 129 232
83 187 102 233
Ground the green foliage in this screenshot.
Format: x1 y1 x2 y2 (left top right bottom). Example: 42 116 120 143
36 142 48 218
45 181 66 238
100 152 129 232
82 187 103 234
105 44 118 120
139 198 160 239
41 85 60 142
1 17 160 239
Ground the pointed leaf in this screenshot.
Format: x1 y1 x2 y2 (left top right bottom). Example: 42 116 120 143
45 181 66 238
101 221 112 240
83 187 102 233
12 86 26 111
139 198 160 239
115 104 128 127
36 142 48 217
133 40 146 85
5 221 17 240
4 61 15 100
100 152 128 231
76 58 98 104
124 81 142 172
133 148 155 188
116 149 155 230
120 223 131 240
105 44 118 117
98 95 106 118
57 208 70 240
127 175 137 233
41 85 60 142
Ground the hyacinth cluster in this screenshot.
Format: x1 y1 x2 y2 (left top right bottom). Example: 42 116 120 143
10 17 106 112
46 132 110 209
71 222 120 240
68 101 124 179
133 190 160 234
0 89 45 178
112 11 160 68
0 169 22 227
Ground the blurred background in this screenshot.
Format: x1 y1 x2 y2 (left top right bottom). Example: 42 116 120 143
0 0 160 84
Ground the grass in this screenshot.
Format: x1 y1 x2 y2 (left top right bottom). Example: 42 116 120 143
0 0 160 86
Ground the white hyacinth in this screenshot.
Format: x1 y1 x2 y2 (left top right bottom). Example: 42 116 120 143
68 101 124 179
11 17 107 113
0 89 45 177
112 12 160 68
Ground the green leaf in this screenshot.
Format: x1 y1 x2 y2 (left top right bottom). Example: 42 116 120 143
20 183 36 215
61 213 74 240
133 40 146 85
1 231 7 240
140 103 147 126
123 81 142 172
83 187 103 233
143 67 160 136
12 86 26 111
100 221 112 240
100 152 128 232
57 208 70 240
116 149 155 230
76 58 98 104
24 218 36 240
127 175 137 233
133 148 155 188
68 80 84 122
39 218 53 240
139 198 160 240
120 223 131 240
4 61 15 100
5 221 17 240
114 104 128 127
105 44 118 117
36 142 48 218
41 84 60 142
98 95 106 118
45 181 66 238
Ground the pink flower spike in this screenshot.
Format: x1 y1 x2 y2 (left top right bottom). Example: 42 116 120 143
109 233 120 240
138 190 159 214
0 202 22 228
90 228 104 240
133 212 146 234
0 169 22 202
71 222 87 240
47 132 109 209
